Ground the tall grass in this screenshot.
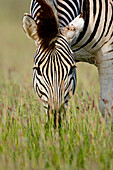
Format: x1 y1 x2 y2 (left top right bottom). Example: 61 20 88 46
0 0 113 169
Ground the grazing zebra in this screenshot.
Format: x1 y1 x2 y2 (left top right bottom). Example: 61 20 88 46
23 0 77 125
23 0 113 124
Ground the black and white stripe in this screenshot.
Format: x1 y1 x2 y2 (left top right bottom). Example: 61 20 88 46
54 0 113 62
33 35 76 111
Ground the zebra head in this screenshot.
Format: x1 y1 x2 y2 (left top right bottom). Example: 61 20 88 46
22 0 84 115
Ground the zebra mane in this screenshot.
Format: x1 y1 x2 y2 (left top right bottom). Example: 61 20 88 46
31 0 58 48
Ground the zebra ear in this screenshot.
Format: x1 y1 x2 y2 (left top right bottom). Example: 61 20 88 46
29 0 58 48
61 14 85 44
23 14 39 41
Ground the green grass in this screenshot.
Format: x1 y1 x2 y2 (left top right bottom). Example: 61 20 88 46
0 1 113 169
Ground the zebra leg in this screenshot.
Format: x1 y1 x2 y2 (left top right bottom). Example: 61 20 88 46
98 54 113 128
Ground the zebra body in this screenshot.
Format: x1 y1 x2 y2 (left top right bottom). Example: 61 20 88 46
54 0 113 63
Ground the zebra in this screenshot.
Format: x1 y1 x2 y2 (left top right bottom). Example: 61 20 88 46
23 0 77 126
53 0 113 124
23 0 113 125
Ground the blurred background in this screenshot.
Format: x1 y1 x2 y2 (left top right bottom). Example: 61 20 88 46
0 0 99 100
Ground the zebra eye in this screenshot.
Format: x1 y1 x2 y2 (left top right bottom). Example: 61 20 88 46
33 67 42 76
